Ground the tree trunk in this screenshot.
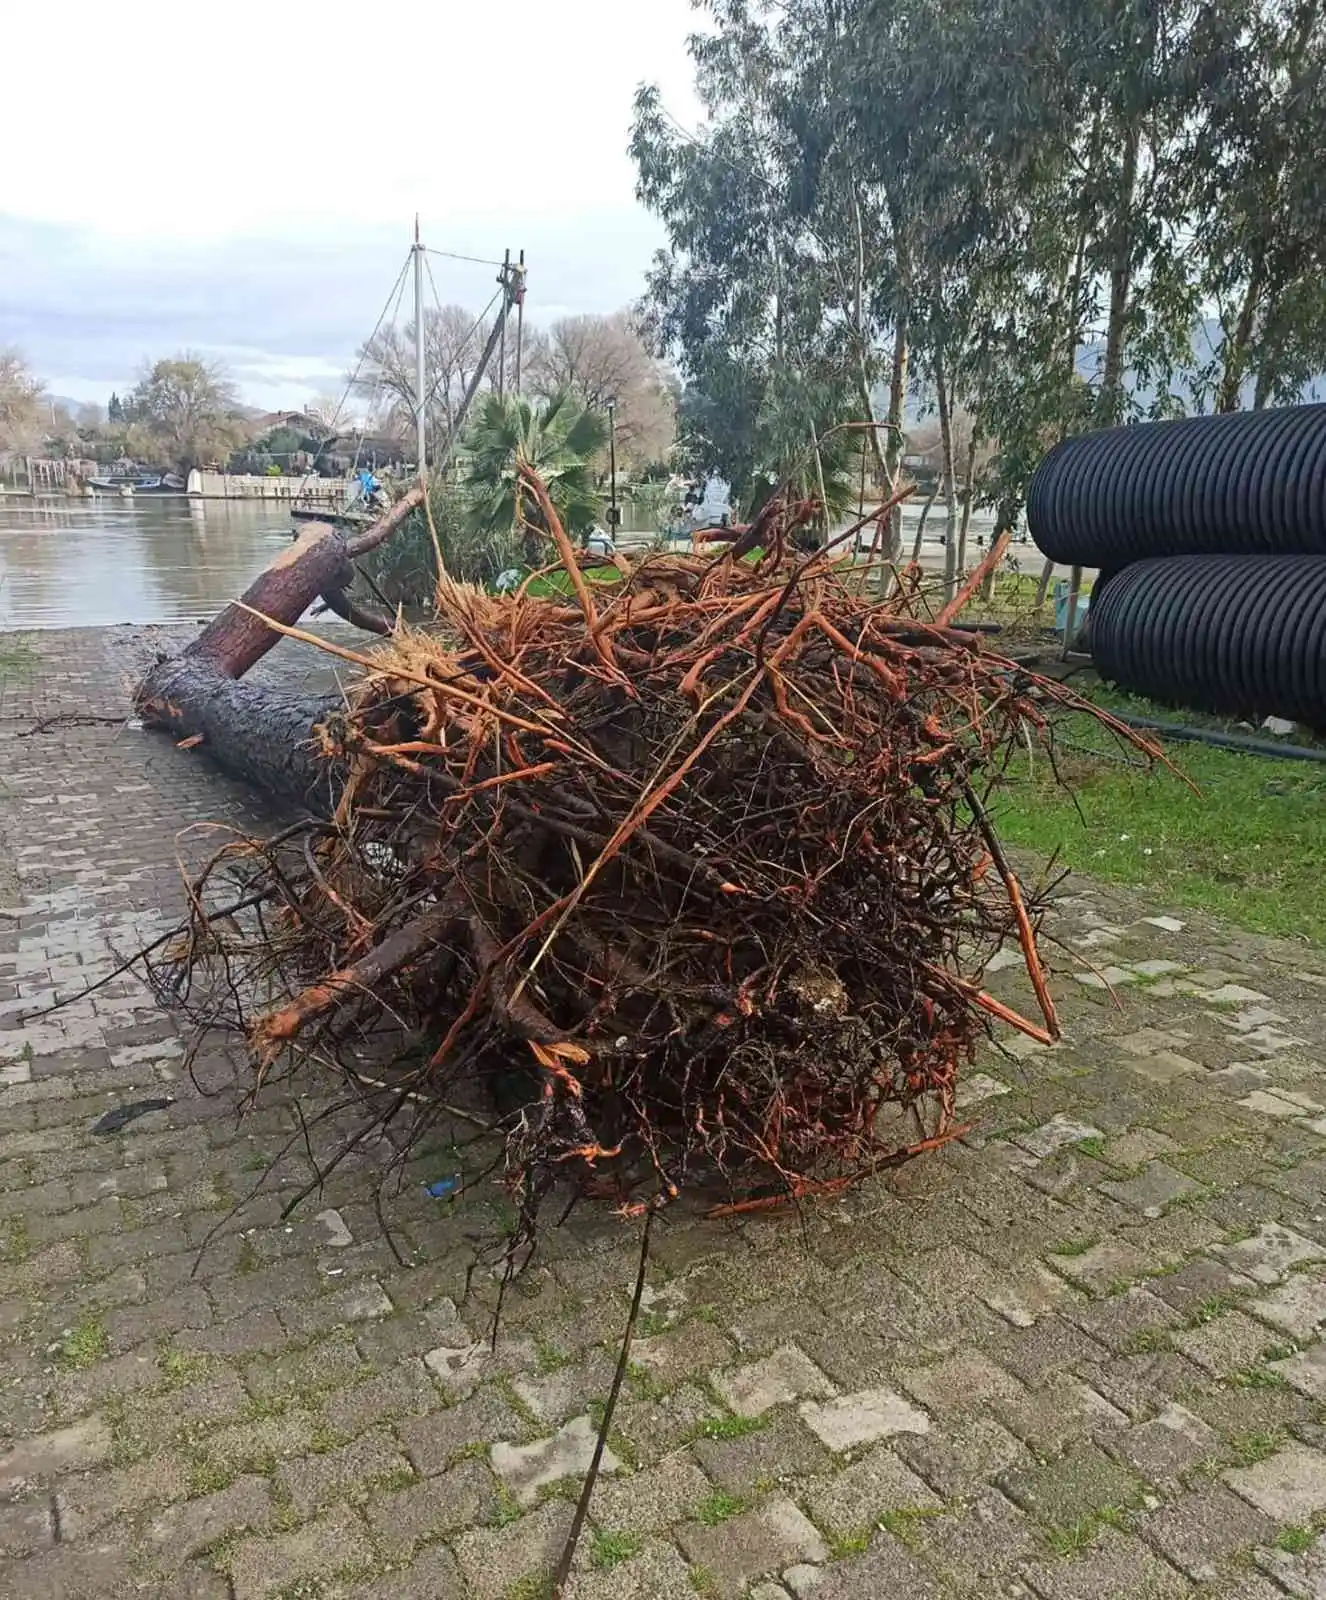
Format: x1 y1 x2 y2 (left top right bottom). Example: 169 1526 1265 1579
850 186 888 491
1099 121 1141 425
983 497 1017 603
1061 116 1098 389
1216 259 1265 413
883 206 911 561
956 425 978 578
910 486 939 561
134 488 423 805
936 348 959 602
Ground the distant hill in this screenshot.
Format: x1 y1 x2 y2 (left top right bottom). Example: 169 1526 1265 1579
883 319 1322 427
49 394 102 421
1073 320 1324 412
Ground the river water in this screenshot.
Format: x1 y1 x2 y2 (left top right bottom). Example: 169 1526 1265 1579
0 496 295 631
0 493 1048 632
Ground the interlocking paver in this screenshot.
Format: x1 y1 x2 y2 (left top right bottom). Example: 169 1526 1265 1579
5 626 1326 1595
362 1458 496 1559
802 1443 941 1536
919 1487 1039 1586
1249 1271 1326 1340
1000 1441 1146 1525
1023 1526 1194 1597
225 1504 375 1600
675 1495 827 1600
811 1533 946 1598
798 1385 930 1449
584 1453 710 1536
453 1498 574 1600
894 1411 1034 1497
491 1412 622 1506
711 1344 834 1418
1225 1441 1326 1522
143 1475 273 1571
690 1408 831 1493
1140 1485 1274 1581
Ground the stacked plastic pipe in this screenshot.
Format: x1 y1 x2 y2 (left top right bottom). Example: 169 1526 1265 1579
1027 405 1326 729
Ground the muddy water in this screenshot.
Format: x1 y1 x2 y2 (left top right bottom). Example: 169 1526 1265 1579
0 496 293 630
0 494 1055 632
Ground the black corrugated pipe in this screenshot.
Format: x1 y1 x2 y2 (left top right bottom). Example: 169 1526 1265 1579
1027 404 1326 567
1089 555 1326 729
1113 714 1326 764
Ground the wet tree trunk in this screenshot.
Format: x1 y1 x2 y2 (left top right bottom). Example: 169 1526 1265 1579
134 489 422 805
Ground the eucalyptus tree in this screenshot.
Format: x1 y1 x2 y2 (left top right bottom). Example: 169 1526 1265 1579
632 0 893 514
1182 0 1326 409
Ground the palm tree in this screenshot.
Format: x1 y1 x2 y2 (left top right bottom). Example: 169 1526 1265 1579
462 390 607 561
747 370 865 533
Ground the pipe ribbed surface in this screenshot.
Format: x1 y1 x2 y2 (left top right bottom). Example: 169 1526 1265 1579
1089 556 1326 728
1028 405 1326 566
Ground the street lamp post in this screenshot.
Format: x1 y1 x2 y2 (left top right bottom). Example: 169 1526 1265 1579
606 401 619 537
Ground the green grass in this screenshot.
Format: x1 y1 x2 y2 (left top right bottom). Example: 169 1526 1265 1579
878 1506 943 1548
520 565 624 600
0 642 38 675
693 1489 745 1526
490 1487 524 1528
829 1530 872 1557
1044 1518 1101 1558
159 1347 213 1388
1123 1327 1174 1356
188 1456 240 1497
1226 1429 1286 1468
590 1530 643 1570
502 1578 552 1600
990 681 1326 944
1230 1365 1288 1391
693 1412 768 1442
57 1314 109 1370
0 1215 30 1263
1050 1235 1098 1258
1275 1525 1317 1554
1189 1292 1247 1326
534 1339 570 1375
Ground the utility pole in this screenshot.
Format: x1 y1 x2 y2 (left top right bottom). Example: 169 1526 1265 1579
413 217 427 474
514 249 526 395
497 249 511 399
606 401 619 536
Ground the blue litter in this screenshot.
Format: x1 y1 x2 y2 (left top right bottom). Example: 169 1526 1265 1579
1053 580 1090 636
425 1176 460 1199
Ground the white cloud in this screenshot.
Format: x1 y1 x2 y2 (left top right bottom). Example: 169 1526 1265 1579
1 0 704 404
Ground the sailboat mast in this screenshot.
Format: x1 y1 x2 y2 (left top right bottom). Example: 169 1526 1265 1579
413 217 427 473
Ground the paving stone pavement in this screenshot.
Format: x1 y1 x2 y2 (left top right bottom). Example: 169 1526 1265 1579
2 626 1326 1598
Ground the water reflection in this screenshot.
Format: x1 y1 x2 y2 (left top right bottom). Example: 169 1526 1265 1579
0 493 1025 632
0 497 293 629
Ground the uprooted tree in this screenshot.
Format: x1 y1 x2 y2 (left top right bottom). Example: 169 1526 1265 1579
129 464 1159 1249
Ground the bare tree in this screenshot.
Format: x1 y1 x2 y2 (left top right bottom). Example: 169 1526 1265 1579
350 306 492 451
128 354 243 472
306 393 357 432
0 349 46 459
526 311 677 470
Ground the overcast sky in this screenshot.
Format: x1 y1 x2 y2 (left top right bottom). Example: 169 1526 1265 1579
1 0 704 410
